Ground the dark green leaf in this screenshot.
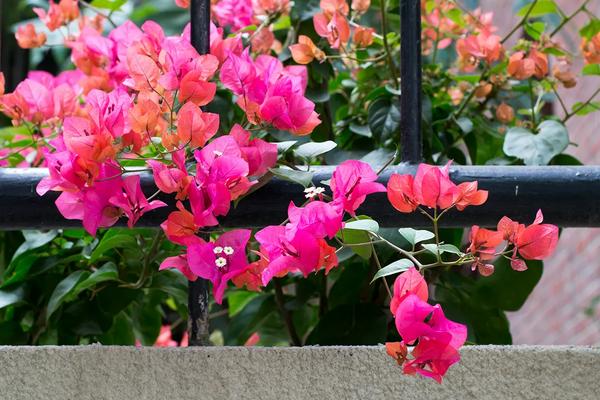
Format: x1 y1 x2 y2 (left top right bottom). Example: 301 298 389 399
269 167 314 187
371 259 414 283
305 303 387 345
503 121 569 165
46 270 91 321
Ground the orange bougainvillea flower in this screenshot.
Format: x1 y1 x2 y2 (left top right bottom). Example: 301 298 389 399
496 102 514 123
15 24 47 49
467 225 504 276
176 102 219 149
175 0 190 8
33 1 64 31
58 0 79 23
455 181 488 211
321 0 350 16
552 60 577 89
178 70 217 106
351 0 371 13
251 27 276 54
313 11 350 49
456 32 503 72
581 32 600 65
386 342 408 366
290 35 325 64
507 48 548 80
387 173 418 213
353 26 375 47
0 72 5 96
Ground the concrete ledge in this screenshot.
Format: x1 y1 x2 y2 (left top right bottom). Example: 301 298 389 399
0 345 598 399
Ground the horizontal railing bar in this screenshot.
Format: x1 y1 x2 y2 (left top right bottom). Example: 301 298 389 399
0 165 599 229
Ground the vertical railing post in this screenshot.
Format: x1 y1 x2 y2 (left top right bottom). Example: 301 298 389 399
187 0 211 347
400 0 422 163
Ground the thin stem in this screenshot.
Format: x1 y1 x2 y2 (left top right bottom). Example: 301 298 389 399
551 86 569 118
501 0 538 44
564 87 600 122
371 242 393 299
379 0 399 89
550 0 590 37
433 208 441 263
273 279 302 346
78 0 118 28
528 79 537 129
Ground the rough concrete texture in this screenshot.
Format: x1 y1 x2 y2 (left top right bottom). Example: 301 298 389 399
0 345 598 399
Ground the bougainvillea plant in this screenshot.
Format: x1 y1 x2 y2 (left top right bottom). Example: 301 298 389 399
0 0 597 383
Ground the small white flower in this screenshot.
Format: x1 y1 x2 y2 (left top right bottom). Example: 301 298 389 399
215 257 227 268
213 246 224 254
304 186 325 198
223 246 234 255
213 150 223 157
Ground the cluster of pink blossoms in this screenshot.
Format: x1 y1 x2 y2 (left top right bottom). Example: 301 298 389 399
386 268 466 383
160 160 385 303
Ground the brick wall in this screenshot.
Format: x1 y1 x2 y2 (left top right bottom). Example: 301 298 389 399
479 0 600 344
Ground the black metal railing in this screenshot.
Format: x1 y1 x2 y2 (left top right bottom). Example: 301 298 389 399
1 0 599 344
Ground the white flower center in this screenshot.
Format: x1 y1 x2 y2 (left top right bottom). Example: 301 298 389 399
223 246 234 255
213 150 223 157
213 246 224 254
304 186 325 198
215 257 227 268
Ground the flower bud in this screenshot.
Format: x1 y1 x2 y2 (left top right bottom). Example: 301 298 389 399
496 102 514 124
353 26 374 47
581 32 600 65
352 0 371 13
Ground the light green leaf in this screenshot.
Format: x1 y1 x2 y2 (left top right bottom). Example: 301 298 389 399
90 0 127 11
90 234 138 263
571 101 600 116
517 0 557 17
276 141 298 153
227 291 260 317
582 64 600 76
73 262 119 294
46 270 91 321
422 243 464 256
371 259 414 283
11 230 58 261
398 228 435 246
0 286 25 310
294 141 337 159
524 21 545 40
337 229 372 259
349 123 372 138
456 117 473 134
345 219 379 233
269 167 314 187
503 121 569 165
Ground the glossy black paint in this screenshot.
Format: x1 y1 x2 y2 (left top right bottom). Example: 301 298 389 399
2 166 600 228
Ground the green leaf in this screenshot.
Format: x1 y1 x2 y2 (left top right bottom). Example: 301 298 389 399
305 303 387 345
11 230 58 261
580 19 600 40
456 117 473 134
475 258 543 311
524 21 545 40
46 270 90 321
90 0 127 10
503 121 569 165
0 286 25 310
344 219 379 233
90 234 137 263
276 141 298 153
422 243 464 255
582 64 600 76
294 140 337 158
371 259 414 283
73 262 119 294
337 229 372 259
349 123 372 138
368 97 401 142
398 228 435 246
571 101 600 116
99 312 136 345
269 167 314 187
517 0 557 17
228 290 260 317
328 262 369 308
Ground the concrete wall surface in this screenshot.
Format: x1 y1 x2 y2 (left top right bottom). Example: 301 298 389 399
0 345 599 400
